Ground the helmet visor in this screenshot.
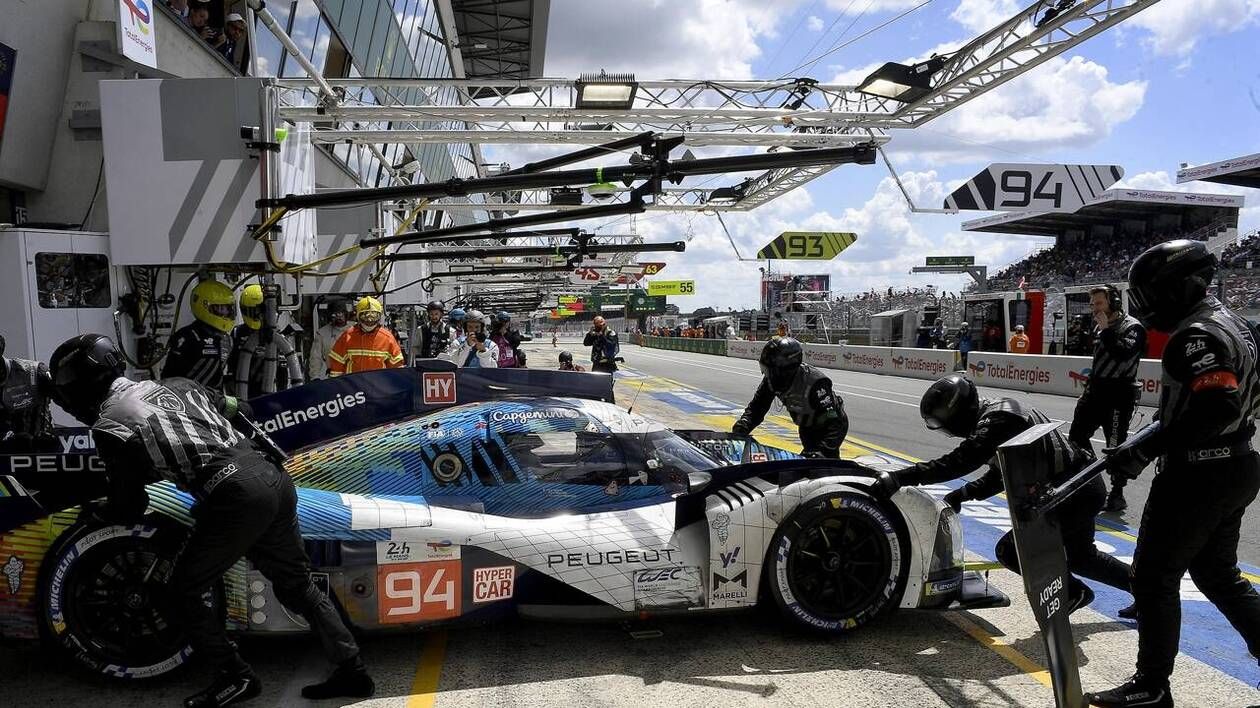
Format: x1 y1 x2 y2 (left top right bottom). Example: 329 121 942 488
359 310 382 325
208 303 236 319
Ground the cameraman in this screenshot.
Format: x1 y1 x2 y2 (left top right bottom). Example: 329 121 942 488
584 316 620 373
444 310 498 368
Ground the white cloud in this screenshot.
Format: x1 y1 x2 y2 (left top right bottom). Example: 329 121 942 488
823 0 934 11
878 55 1146 164
545 0 802 79
807 15 825 31
1127 0 1260 56
949 0 1019 34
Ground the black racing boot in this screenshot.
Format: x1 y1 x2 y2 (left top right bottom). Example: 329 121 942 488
1086 673 1173 707
1117 602 1138 620
184 670 262 708
301 657 375 700
1068 580 1096 615
1105 485 1128 513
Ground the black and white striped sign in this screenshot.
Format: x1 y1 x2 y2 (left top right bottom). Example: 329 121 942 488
944 163 1124 213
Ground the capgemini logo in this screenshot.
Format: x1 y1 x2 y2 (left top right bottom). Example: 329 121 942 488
122 0 153 34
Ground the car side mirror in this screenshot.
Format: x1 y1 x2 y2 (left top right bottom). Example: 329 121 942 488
687 471 712 493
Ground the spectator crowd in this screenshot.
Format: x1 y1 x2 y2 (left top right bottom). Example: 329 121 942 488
984 230 1197 292
164 0 250 72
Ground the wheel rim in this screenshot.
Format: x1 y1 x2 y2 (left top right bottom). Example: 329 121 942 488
786 510 891 620
65 544 185 667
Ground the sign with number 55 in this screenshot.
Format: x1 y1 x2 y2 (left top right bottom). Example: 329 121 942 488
378 560 462 624
944 163 1124 214
648 280 696 296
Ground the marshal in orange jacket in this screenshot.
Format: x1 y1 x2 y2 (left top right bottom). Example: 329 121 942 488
328 326 405 376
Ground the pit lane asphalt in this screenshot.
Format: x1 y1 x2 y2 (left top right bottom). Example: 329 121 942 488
3 341 1257 707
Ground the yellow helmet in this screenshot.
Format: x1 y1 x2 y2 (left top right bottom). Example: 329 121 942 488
240 284 265 330
355 296 384 329
190 280 237 333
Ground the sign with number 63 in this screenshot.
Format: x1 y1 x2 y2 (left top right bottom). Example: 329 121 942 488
647 280 696 296
944 163 1124 214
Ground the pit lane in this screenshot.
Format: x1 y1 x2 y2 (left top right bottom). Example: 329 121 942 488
3 341 1257 707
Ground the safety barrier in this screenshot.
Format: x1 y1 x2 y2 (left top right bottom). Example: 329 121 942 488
642 335 728 356
640 335 1163 404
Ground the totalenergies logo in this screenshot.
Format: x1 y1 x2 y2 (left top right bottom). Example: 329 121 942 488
1069 368 1091 388
122 0 153 34
967 360 986 377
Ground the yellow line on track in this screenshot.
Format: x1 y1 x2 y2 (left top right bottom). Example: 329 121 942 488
945 613 1054 689
406 630 448 708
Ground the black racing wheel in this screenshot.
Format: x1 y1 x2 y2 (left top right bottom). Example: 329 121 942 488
38 521 216 680
767 491 908 633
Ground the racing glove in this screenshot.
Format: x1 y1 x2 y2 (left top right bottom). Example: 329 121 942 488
731 420 753 436
943 488 966 513
870 470 901 500
1102 444 1151 480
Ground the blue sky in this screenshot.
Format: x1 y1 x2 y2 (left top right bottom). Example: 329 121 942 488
487 0 1260 309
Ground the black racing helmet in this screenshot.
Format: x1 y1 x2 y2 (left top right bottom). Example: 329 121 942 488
426 300 445 313
759 336 804 393
559 351 574 364
49 334 126 425
920 373 980 438
1127 239 1216 331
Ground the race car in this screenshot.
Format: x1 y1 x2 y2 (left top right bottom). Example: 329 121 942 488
0 365 1006 680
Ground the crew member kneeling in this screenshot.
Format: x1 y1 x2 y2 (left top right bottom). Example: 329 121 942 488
49 335 374 708
897 373 1132 616
732 337 848 458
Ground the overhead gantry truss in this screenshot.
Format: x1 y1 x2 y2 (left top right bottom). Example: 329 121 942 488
268 0 1162 214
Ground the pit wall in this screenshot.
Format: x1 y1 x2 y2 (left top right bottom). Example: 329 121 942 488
650 337 1162 407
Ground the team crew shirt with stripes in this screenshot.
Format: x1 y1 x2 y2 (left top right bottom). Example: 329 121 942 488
91 377 247 519
328 327 405 376
1090 314 1146 383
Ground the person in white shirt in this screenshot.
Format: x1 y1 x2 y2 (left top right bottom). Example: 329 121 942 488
308 307 348 380
443 310 498 368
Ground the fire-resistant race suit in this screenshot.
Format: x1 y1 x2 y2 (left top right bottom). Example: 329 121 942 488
1107 297 1260 684
898 397 1131 603
162 320 232 390
0 357 55 449
90 377 363 686
1069 312 1146 507
732 363 848 458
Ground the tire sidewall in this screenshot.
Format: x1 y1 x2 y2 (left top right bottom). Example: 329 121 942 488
38 522 195 680
769 491 908 632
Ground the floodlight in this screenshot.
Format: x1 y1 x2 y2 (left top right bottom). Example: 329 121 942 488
575 72 638 110
855 56 947 103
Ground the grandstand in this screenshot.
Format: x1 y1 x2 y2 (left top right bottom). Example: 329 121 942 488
964 188 1244 290
1177 152 1260 313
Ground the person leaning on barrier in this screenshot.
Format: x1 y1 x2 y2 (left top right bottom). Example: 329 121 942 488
1086 240 1260 708
1068 284 1147 513
48 334 374 708
732 336 848 459
895 373 1132 616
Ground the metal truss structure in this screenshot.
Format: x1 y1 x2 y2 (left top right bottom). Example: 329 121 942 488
271 0 1161 214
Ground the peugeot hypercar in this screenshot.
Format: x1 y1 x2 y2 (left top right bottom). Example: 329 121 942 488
0 366 1005 679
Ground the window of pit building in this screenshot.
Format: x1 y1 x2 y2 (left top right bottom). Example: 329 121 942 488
35 253 112 309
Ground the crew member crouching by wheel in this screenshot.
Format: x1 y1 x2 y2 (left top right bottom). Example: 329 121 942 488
49 334 374 708
896 373 1132 615
1086 240 1260 708
1068 284 1147 512
731 336 847 458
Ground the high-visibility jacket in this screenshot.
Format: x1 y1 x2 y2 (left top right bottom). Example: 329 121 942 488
1008 333 1030 354
328 326 404 376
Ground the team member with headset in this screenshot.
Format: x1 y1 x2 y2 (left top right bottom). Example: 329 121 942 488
896 373 1133 615
731 336 848 458
162 279 236 389
1068 284 1148 512
47 334 374 707
1087 240 1260 708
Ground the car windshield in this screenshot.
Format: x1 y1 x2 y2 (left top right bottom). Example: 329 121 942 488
624 430 722 478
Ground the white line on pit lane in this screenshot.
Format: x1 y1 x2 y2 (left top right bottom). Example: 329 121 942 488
626 347 1125 446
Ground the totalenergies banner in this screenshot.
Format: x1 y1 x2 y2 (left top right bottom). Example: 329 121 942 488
964 352 1162 406
804 345 956 381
